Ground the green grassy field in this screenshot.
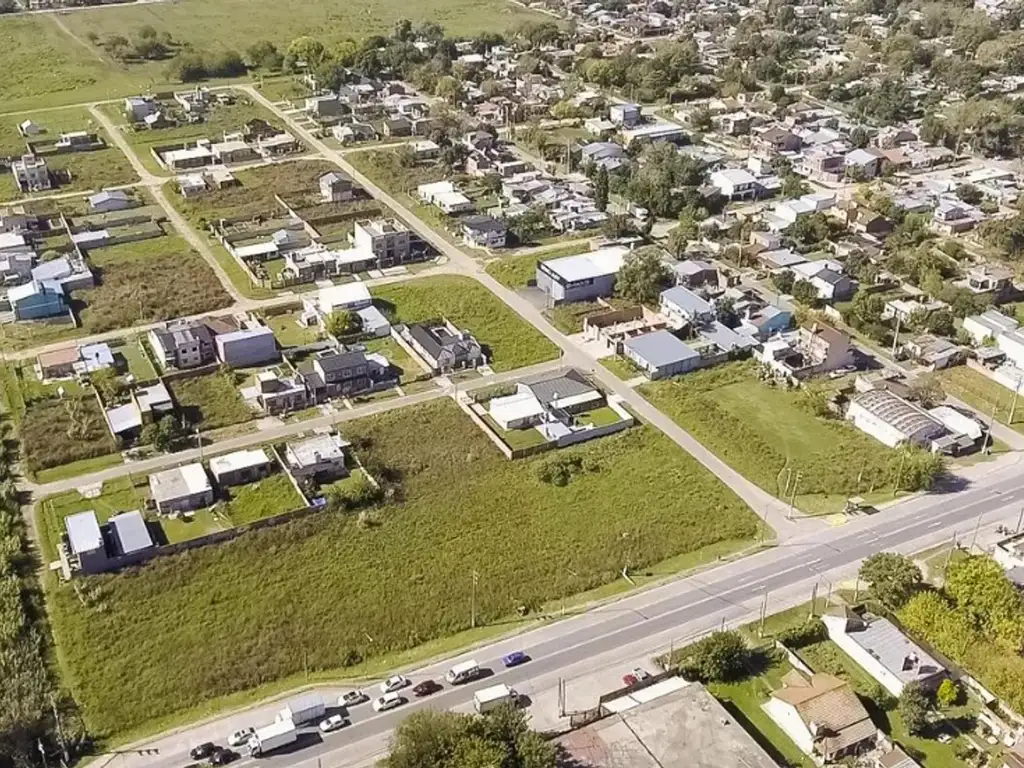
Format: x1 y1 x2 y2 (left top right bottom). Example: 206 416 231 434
599 355 642 381
0 107 139 200
263 311 322 347
372 276 559 372
21 396 120 477
46 397 759 739
939 366 1024 434
168 370 254 431
362 336 426 383
219 472 305 525
638 363 903 514
483 242 592 289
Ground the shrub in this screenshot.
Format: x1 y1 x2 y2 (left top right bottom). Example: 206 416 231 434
776 618 827 648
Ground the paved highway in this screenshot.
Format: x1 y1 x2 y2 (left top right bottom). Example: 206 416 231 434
104 453 1023 768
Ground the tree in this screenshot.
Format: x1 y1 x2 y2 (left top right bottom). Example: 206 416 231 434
898 683 930 736
945 555 1024 652
89 367 122 403
772 270 795 295
383 707 556 768
245 40 283 71
781 173 809 198
925 308 955 337
507 206 548 245
936 679 960 708
435 75 464 105
594 165 609 212
601 213 633 240
141 416 182 452
858 552 922 607
790 280 818 306
616 247 671 305
909 375 945 409
665 224 693 259
325 309 359 338
677 630 750 682
287 36 327 68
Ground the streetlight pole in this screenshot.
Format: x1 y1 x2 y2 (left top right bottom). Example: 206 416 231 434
470 570 479 629
971 507 985 551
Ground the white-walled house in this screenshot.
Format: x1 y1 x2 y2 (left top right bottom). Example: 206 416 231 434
822 608 947 696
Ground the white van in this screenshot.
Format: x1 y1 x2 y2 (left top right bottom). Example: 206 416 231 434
445 659 481 685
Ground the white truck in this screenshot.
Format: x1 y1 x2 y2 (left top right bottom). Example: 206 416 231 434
248 719 298 757
474 683 517 714
278 694 325 725
446 659 482 685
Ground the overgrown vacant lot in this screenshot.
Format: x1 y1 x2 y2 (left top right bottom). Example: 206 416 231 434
0 16 146 111
21 397 119 475
0 108 139 200
77 236 233 334
47 398 758 738
171 159 339 225
168 369 254 431
639 362 905 513
939 366 1024 433
373 276 559 371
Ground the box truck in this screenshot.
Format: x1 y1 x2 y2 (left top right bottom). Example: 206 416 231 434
474 683 517 714
248 719 297 757
278 694 325 725
446 659 482 685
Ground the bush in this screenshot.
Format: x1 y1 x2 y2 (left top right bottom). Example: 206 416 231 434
937 678 960 708
776 618 827 648
676 630 750 683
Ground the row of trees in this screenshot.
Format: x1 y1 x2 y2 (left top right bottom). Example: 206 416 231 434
0 432 82 765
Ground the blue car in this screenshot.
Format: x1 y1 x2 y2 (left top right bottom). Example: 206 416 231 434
502 651 529 668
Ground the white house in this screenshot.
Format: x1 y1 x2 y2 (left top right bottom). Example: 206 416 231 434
709 168 759 200
417 180 473 214
962 309 1019 344
822 608 947 696
997 328 1024 369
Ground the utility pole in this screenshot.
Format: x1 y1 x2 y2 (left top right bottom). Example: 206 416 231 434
982 400 998 454
1010 377 1021 426
1016 506 1024 534
894 447 907 497
890 313 902 359
852 577 860 603
943 529 958 577
470 569 479 628
50 694 68 767
809 582 818 618
788 471 802 520
759 590 769 637
971 508 985 552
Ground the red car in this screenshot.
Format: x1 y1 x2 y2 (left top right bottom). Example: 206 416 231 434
413 680 443 697
622 674 639 686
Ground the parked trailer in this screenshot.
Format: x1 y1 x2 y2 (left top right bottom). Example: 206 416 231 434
474 683 517 714
446 659 482 685
248 719 297 757
278 694 325 725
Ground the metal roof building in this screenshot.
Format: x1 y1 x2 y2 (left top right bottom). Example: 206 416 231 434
108 511 155 556
623 331 701 380
846 389 951 450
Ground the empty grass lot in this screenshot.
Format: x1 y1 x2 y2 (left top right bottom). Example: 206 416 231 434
639 362 902 514
372 276 559 372
0 108 139 201
0 16 147 112
218 473 305 526
170 159 339 226
45 398 759 739
599 355 643 381
362 336 426 383
21 396 120 477
938 366 1024 434
484 243 593 289
168 370 255 431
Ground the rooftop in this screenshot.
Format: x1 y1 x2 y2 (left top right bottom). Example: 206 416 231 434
541 246 628 283
66 510 103 555
825 609 946 685
624 330 700 367
286 433 351 468
108 510 154 555
209 448 270 477
557 680 778 768
148 463 212 503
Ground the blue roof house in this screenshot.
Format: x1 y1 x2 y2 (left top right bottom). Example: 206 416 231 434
8 280 66 320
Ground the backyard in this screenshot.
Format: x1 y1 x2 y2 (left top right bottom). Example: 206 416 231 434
372 276 559 372
217 472 305 525
45 397 759 739
939 366 1024 434
0 107 139 200
638 362 904 514
168 370 255 431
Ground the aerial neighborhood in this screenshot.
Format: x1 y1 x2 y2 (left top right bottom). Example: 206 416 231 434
7 1 1024 768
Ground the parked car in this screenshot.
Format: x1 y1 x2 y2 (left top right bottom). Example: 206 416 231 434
502 651 529 668
373 692 405 712
380 674 410 694
227 729 254 748
208 748 236 766
318 714 348 733
413 680 442 697
622 674 638 686
339 690 369 707
632 667 651 681
190 743 217 761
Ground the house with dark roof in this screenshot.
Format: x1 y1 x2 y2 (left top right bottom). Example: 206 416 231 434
764 669 878 764
403 320 484 373
148 318 232 369
461 214 507 248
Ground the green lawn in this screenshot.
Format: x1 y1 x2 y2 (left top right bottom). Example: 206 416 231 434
264 311 322 348
708 661 816 768
638 362 904 514
372 276 559 372
0 107 139 200
362 336 426 383
599 355 643 381
485 252 541 289
800 640 973 768
481 413 550 450
115 338 158 382
168 370 255 431
33 453 124 485
575 405 623 427
939 366 1024 434
45 398 759 740
219 473 305 525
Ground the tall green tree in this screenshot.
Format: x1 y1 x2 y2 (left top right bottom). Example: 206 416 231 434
594 165 609 212
859 552 922 607
946 555 1024 652
616 247 671 305
897 683 930 736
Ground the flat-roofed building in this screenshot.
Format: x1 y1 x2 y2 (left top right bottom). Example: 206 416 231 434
148 463 214 514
